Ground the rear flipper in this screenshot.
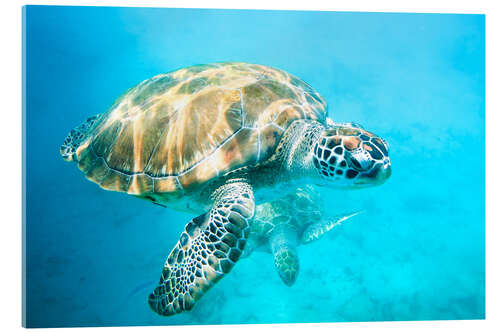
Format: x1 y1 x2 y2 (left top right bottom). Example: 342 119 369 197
301 211 362 244
60 114 100 162
148 181 255 316
269 224 299 286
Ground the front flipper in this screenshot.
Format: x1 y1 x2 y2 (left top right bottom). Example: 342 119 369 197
301 211 362 244
148 181 255 316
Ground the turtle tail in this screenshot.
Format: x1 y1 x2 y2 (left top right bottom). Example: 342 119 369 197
60 115 100 162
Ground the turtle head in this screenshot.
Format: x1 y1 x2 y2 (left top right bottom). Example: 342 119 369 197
311 122 391 188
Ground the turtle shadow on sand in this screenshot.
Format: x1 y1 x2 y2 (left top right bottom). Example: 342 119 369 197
60 62 391 317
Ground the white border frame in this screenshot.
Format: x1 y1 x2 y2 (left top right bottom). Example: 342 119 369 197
2 1 497 332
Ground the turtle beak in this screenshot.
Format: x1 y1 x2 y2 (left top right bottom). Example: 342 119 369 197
374 158 392 184
378 162 392 183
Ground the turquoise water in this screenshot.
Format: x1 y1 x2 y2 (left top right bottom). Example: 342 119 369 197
23 6 485 328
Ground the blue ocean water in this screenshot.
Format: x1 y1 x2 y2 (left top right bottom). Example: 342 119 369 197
23 6 485 328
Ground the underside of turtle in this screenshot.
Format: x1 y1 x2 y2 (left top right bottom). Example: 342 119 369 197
244 186 360 286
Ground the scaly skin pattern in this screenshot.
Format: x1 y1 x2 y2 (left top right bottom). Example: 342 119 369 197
148 180 255 316
244 186 320 285
245 186 360 286
269 224 300 286
60 115 100 162
60 62 391 316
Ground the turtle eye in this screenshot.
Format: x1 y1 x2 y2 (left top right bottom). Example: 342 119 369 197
346 148 374 171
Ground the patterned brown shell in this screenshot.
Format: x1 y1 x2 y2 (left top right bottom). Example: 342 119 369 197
74 62 327 197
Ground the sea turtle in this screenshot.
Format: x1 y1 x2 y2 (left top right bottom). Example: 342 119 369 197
60 62 391 316
243 185 361 286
